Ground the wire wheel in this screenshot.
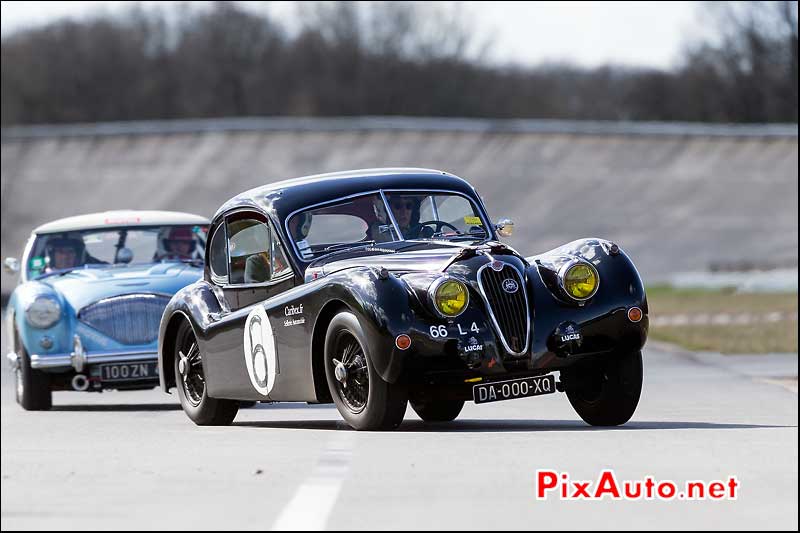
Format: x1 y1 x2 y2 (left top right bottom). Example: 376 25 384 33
178 340 205 407
330 331 369 414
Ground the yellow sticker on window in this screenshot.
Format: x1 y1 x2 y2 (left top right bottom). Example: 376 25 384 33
464 216 482 225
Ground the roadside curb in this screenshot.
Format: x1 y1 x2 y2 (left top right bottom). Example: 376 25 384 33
647 340 798 381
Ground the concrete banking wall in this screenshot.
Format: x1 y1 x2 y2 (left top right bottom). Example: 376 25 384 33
2 117 797 295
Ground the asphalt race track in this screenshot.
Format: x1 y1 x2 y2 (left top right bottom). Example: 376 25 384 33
1 325 797 530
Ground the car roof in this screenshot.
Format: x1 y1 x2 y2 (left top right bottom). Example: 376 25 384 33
214 167 478 222
33 210 210 235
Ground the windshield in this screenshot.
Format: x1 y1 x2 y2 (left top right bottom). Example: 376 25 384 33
27 225 208 279
384 192 488 240
286 191 488 261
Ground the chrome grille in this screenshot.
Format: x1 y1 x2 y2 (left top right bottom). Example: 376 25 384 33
79 294 171 345
478 264 530 355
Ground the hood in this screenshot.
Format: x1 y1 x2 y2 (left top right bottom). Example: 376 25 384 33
308 240 518 279
38 263 203 311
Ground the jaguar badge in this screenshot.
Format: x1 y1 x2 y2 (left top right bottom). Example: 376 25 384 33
502 278 519 294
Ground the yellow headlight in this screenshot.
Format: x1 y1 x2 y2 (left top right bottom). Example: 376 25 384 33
433 279 469 317
563 263 598 299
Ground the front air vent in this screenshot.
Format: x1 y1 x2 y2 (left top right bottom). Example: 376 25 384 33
79 294 170 345
477 264 530 355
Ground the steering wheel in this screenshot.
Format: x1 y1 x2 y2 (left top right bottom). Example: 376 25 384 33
419 220 461 236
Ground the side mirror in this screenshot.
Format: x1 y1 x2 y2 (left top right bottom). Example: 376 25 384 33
495 218 514 238
4 257 20 275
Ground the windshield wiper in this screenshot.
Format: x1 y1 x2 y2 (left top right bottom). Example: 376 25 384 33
323 240 376 252
429 230 487 240
161 258 204 266
35 264 108 279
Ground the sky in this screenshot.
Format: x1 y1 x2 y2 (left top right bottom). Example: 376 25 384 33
0 0 703 69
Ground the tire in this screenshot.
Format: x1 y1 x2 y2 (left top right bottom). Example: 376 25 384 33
410 398 464 422
14 331 52 411
174 320 238 426
564 350 643 426
324 312 408 430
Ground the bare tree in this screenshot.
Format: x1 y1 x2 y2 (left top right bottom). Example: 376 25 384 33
1 1 797 125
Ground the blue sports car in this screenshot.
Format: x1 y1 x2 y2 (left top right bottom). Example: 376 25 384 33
4 210 209 410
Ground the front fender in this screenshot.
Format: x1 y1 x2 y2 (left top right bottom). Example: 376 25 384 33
8 282 75 357
157 280 223 391
527 238 648 367
312 267 413 384
316 268 499 383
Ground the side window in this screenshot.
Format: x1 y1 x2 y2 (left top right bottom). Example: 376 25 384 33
270 228 292 278
228 217 272 285
228 216 291 285
208 225 228 283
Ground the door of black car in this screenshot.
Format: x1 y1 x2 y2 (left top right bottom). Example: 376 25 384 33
202 211 297 399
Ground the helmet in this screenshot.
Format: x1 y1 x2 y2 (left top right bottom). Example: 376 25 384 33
45 236 84 270
156 226 196 260
167 226 195 242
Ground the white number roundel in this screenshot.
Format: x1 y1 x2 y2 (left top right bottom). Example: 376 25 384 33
243 306 278 396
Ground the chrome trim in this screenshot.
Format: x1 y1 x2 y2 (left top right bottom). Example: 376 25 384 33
30 350 158 369
71 374 90 391
430 196 441 223
284 188 494 264
221 271 295 289
475 261 531 356
427 276 470 319
19 233 36 283
208 222 229 284
77 291 174 314
379 190 403 240
78 293 171 345
557 259 600 302
70 335 86 372
6 351 19 370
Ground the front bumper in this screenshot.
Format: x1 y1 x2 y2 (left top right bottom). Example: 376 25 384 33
5 340 157 372
28 350 158 370
4 334 158 371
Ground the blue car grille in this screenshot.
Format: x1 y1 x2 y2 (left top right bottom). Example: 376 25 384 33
79 294 171 345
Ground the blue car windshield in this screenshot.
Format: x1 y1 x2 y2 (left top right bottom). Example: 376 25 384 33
27 225 208 279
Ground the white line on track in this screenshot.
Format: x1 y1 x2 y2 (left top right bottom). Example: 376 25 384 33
271 431 356 531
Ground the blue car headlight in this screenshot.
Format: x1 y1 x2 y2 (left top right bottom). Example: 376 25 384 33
25 295 61 329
